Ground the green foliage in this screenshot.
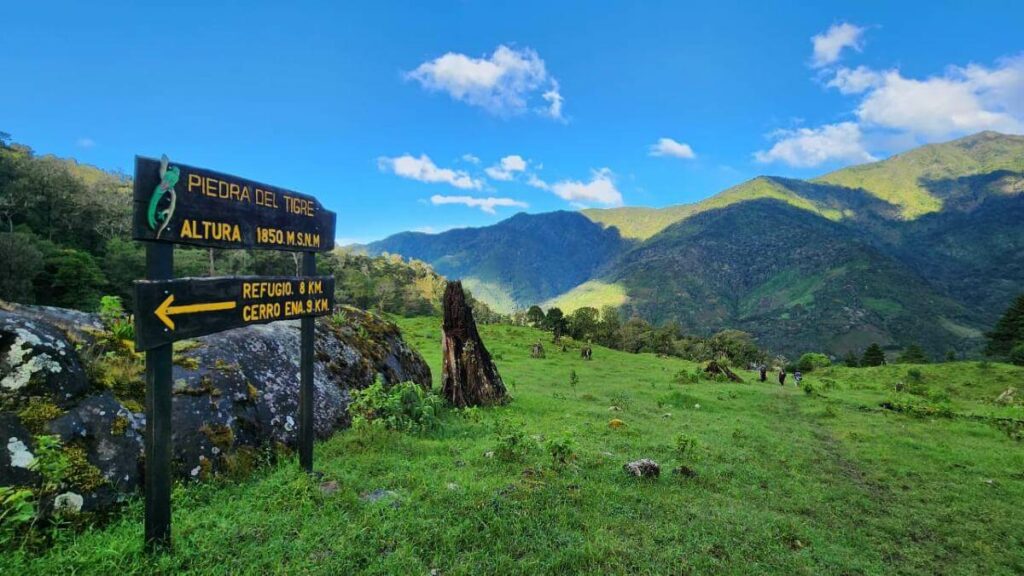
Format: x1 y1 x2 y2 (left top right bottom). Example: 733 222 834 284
491 417 534 462
568 369 579 397
0 232 43 302
1010 343 1024 367
797 353 831 372
36 249 106 311
544 430 577 468
897 344 930 364
348 379 443 434
525 305 545 327
862 343 886 367
843 351 860 367
29 436 69 492
98 295 134 341
673 433 697 462
0 487 36 546
986 293 1024 358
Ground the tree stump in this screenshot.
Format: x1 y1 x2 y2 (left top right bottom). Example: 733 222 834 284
441 281 507 407
704 360 743 382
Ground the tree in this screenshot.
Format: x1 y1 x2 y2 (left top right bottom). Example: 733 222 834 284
1009 343 1024 367
797 352 831 372
842 351 859 367
36 248 106 310
0 232 43 302
441 281 507 407
568 306 599 341
101 238 145 307
985 293 1024 358
897 344 929 364
595 305 622 348
525 305 545 327
861 343 886 367
544 307 567 339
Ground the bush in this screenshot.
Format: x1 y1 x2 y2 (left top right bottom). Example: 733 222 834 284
492 418 534 462
673 433 697 461
99 295 134 341
545 430 577 468
673 369 700 384
802 380 816 396
1010 343 1024 367
349 379 443 434
797 353 831 372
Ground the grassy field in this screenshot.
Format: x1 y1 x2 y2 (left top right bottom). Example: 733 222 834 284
4 318 1024 575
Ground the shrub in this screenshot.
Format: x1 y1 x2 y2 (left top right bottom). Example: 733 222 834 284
673 369 700 384
349 378 443 434
673 433 697 461
802 380 816 396
545 431 577 468
569 370 579 397
492 418 534 462
797 353 831 372
1010 344 1024 367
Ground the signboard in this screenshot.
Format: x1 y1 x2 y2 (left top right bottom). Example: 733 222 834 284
132 154 337 551
132 156 336 252
134 275 335 350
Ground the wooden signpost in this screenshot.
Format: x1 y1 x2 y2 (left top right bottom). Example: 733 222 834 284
132 155 336 551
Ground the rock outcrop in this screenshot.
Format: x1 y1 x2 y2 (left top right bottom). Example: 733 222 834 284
0 302 429 517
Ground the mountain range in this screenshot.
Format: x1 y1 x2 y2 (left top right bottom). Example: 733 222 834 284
366 131 1024 357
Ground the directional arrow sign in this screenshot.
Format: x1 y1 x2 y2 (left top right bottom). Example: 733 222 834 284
134 275 335 350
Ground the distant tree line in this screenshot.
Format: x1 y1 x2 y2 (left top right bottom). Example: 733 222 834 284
514 304 768 366
0 132 497 319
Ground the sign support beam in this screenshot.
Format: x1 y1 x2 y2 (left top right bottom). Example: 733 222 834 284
299 252 316 473
144 242 173 551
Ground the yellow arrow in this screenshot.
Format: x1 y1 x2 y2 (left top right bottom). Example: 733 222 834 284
154 294 237 330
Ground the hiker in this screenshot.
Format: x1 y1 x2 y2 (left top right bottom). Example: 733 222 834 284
794 371 803 387
778 368 787 387
759 365 767 382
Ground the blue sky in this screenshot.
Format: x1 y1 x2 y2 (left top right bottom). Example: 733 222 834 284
3 1 1023 243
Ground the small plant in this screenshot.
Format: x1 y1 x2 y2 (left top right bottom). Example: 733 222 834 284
673 433 697 461
673 369 699 384
99 295 134 341
492 417 533 462
30 435 69 493
545 430 577 468
569 369 579 397
802 380 816 396
0 487 36 547
907 368 923 383
349 378 444 434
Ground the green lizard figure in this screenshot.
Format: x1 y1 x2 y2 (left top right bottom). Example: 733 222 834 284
147 154 179 239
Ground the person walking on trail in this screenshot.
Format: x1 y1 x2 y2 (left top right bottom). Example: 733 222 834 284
759 365 767 383
794 371 803 387
778 368 787 387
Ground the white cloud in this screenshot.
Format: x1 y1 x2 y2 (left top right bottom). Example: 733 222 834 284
75 137 96 148
430 194 528 214
811 23 866 68
485 154 528 181
754 122 876 167
530 168 623 206
406 45 565 120
461 153 481 164
826 66 883 94
649 137 696 159
852 56 1024 138
378 154 483 190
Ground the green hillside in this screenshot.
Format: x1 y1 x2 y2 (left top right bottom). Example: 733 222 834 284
814 131 1024 218
9 319 1024 574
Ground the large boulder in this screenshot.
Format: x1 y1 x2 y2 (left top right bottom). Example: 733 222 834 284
0 302 429 516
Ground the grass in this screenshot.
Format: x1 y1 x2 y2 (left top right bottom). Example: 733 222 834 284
541 280 629 313
4 318 1024 574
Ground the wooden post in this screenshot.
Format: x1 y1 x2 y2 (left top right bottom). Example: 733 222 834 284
299 252 316 472
144 242 173 551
